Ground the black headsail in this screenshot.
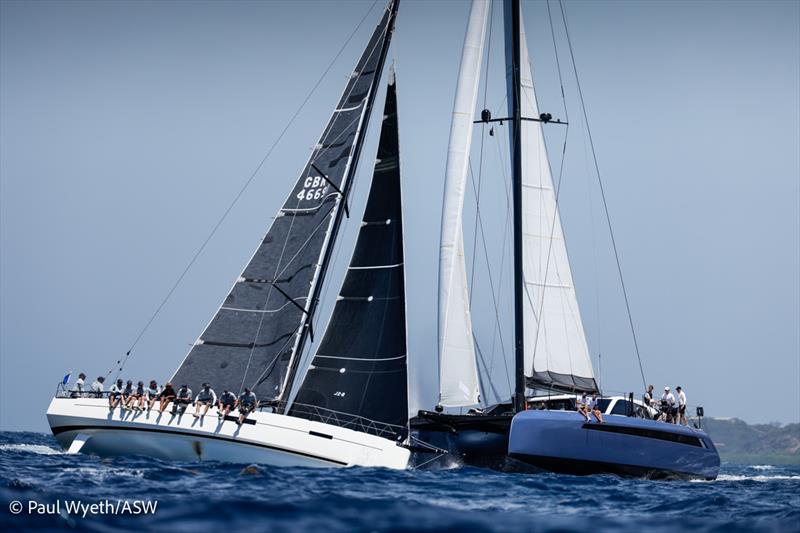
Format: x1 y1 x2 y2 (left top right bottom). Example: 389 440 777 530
290 73 408 441
172 0 399 402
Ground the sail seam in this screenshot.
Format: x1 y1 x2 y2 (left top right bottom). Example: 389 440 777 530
314 354 406 361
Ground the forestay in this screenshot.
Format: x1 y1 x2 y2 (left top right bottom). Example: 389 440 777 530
504 2 597 393
171 1 399 401
437 0 490 408
290 74 408 440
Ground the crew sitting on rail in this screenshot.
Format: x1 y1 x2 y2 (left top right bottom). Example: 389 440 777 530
126 380 146 411
158 382 176 413
145 380 161 412
172 384 193 415
218 390 237 419
193 383 217 419
120 380 135 410
576 392 591 422
108 378 124 411
91 376 105 397
237 388 258 426
588 393 604 423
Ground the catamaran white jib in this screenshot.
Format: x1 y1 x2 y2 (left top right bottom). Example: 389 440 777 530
48 0 412 470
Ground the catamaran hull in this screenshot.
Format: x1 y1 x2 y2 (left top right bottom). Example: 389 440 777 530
46 398 409 469
508 410 720 480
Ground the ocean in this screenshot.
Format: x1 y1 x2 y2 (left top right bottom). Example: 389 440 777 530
1 431 797 532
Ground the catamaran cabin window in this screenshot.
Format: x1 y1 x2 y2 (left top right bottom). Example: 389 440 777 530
596 399 612 413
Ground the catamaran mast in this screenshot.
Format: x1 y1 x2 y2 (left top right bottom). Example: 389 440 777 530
509 0 526 413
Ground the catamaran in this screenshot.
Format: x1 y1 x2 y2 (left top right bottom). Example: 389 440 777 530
411 0 719 480
47 0 720 479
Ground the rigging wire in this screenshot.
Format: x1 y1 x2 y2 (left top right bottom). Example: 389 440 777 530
558 0 647 390
468 0 493 297
526 0 573 386
110 0 381 380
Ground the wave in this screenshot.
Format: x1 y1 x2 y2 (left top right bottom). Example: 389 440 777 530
692 473 800 482
0 443 64 455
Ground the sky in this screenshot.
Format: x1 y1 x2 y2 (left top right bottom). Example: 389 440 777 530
1 0 798 432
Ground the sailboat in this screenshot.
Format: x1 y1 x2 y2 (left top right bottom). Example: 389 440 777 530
411 0 720 480
47 0 411 469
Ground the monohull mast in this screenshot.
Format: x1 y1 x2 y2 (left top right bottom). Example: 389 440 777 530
171 0 400 407
291 72 410 442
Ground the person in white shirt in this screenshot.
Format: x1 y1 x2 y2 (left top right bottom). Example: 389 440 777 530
171 384 193 415
587 393 604 423
91 376 105 397
72 373 87 398
108 378 124 411
676 386 688 426
660 386 676 422
193 383 217 419
237 388 258 426
145 380 161 412
576 392 591 422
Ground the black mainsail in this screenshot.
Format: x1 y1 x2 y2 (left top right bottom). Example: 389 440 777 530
290 74 408 440
172 1 399 402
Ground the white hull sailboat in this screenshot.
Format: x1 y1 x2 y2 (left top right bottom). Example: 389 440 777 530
48 0 412 470
47 398 408 468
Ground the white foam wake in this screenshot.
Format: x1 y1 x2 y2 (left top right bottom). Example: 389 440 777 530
692 474 800 483
0 443 65 455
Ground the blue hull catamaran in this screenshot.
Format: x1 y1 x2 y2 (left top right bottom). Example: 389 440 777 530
509 411 720 480
411 0 719 480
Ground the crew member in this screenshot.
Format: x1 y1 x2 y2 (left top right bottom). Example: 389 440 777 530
108 378 124 411
72 373 87 398
576 392 591 422
218 390 237 419
193 383 217 418
172 384 193 415
643 384 654 406
237 388 258 426
676 386 688 426
91 376 105 397
660 386 675 423
145 380 161 412
588 393 604 423
159 382 176 413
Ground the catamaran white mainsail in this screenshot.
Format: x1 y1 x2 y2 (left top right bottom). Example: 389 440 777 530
437 0 597 406
511 8 596 393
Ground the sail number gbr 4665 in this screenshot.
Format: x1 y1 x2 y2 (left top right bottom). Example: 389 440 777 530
297 175 329 201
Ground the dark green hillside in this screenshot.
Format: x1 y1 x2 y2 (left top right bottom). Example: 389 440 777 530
702 418 800 465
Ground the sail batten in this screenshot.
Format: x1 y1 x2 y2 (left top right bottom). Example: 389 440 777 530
290 75 409 439
171 1 398 401
437 0 490 408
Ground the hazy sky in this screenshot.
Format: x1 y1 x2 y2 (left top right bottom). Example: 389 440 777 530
1 0 798 432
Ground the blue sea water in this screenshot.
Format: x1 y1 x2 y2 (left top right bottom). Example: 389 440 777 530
1 432 798 532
